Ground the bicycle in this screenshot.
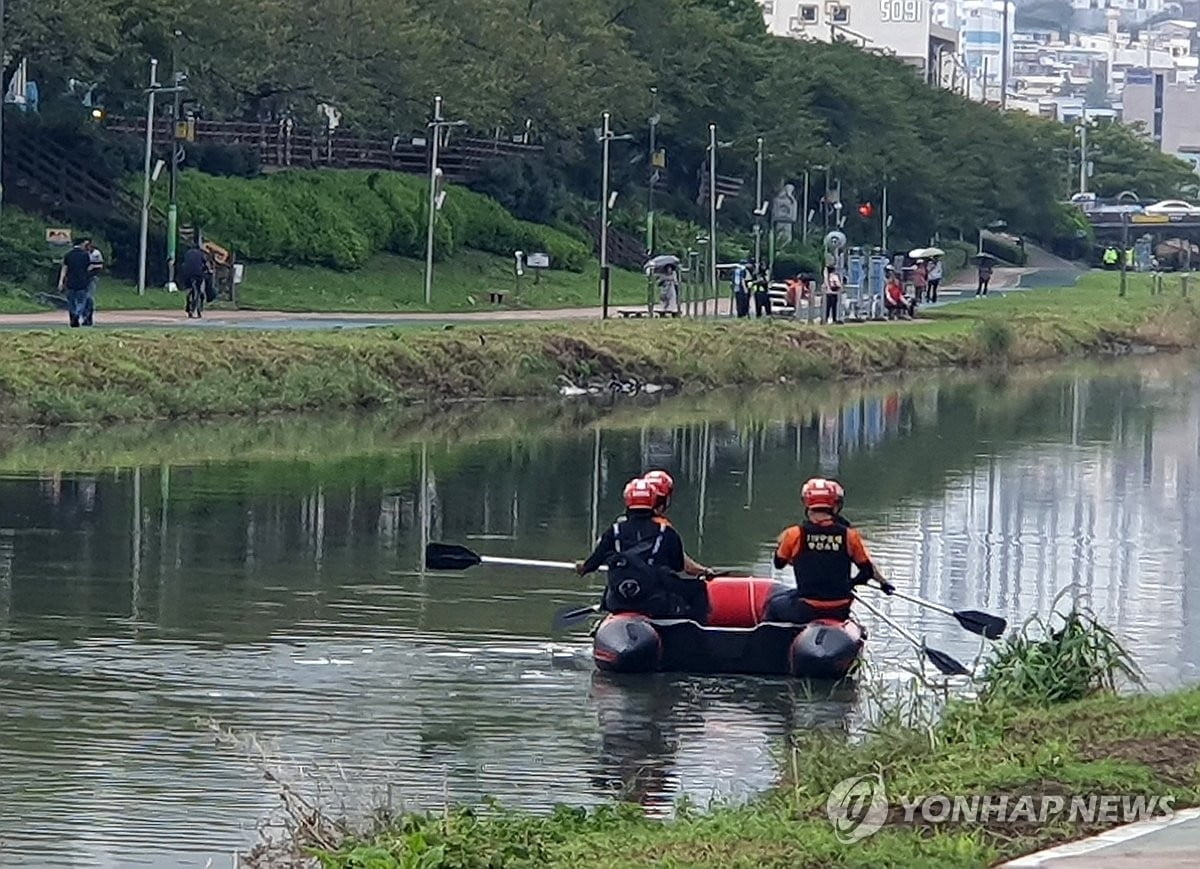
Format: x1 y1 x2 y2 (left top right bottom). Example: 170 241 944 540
185 274 207 319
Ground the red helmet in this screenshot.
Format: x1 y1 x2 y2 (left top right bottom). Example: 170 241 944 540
623 477 658 510
801 478 845 511
643 470 675 500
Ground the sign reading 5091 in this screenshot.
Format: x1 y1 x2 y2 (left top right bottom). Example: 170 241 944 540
880 0 923 21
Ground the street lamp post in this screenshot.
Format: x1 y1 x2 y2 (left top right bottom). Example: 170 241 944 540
597 112 633 319
646 87 659 255
138 60 160 295
708 124 718 310
0 0 6 219
881 183 889 252
166 31 186 292
753 136 764 267
423 95 466 306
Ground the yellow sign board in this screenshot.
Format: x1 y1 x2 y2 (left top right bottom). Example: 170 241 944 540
175 118 196 142
651 149 666 169
1131 214 1170 224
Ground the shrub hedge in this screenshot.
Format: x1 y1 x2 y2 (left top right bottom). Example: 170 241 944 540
162 169 589 271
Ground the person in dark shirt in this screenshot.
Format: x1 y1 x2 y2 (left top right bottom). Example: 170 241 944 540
57 239 93 328
180 243 211 318
576 477 707 620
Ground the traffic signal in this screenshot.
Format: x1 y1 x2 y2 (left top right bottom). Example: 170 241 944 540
857 202 874 218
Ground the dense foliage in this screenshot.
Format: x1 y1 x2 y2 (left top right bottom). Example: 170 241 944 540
5 0 1196 252
154 170 589 270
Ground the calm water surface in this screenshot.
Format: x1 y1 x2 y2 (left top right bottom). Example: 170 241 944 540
0 359 1198 866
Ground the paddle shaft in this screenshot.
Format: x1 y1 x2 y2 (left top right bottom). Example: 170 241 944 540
853 593 922 649
479 555 605 572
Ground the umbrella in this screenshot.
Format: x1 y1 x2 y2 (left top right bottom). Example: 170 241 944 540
644 255 680 273
909 247 945 259
974 252 998 262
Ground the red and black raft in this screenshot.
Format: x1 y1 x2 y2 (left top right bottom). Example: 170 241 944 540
592 577 866 679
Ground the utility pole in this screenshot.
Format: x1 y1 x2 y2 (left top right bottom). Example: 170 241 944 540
137 59 161 296
753 136 764 266
597 113 632 319
600 111 612 318
646 87 658 255
881 183 889 252
1001 0 1010 110
0 0 6 220
1078 107 1089 196
166 31 185 291
425 95 443 307
801 169 810 246
423 95 466 306
708 124 718 308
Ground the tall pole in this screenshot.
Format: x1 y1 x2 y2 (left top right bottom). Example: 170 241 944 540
0 0 7 220
881 183 889 252
708 124 718 310
166 31 183 291
600 111 612 319
1001 1 1009 110
1119 211 1129 298
646 87 658 255
801 169 810 246
1078 107 1089 196
753 136 764 267
424 95 443 306
823 165 831 232
137 59 160 296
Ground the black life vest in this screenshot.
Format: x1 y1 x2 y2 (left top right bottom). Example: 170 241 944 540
602 517 705 620
792 519 854 602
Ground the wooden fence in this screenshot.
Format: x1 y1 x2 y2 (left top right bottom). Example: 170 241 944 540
102 117 544 182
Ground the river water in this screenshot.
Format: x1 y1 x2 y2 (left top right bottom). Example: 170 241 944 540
0 359 1198 866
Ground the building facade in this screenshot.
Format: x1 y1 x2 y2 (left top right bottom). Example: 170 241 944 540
961 0 1016 101
757 0 960 85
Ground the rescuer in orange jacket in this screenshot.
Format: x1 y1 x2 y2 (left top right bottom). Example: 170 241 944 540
765 477 894 623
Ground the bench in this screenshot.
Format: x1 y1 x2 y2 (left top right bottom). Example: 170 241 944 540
618 309 677 318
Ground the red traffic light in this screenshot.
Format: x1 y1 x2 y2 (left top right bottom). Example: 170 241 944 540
857 202 874 218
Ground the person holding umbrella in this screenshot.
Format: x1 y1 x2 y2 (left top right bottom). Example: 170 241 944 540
645 255 681 316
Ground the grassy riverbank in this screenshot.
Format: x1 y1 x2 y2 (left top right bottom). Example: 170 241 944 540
1 251 651 315
0 279 1196 425
246 611 1200 868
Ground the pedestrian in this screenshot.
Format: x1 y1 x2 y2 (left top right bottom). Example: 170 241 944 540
57 238 93 328
731 259 751 318
912 259 928 303
976 259 993 297
752 263 773 318
657 264 680 316
926 257 943 303
822 265 842 324
83 240 104 326
884 267 914 319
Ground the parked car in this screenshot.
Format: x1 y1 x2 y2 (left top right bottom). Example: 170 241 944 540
1143 199 1200 215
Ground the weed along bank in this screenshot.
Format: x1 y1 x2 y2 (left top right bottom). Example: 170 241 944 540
0 280 1197 425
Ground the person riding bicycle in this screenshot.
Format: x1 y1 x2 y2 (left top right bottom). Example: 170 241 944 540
181 242 212 318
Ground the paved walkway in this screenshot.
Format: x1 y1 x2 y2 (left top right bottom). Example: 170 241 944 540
0 258 1078 331
1003 808 1200 867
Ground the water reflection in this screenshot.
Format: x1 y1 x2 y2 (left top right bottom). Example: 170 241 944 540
0 359 1198 866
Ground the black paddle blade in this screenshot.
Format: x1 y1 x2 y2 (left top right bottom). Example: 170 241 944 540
424 542 483 571
553 604 601 631
925 646 971 677
955 610 1007 640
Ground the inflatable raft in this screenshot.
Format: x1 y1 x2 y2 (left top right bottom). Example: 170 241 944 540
592 577 866 679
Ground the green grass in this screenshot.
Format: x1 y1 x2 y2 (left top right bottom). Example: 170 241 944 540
5 251 654 315
0 277 1194 425
244 610 1200 868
